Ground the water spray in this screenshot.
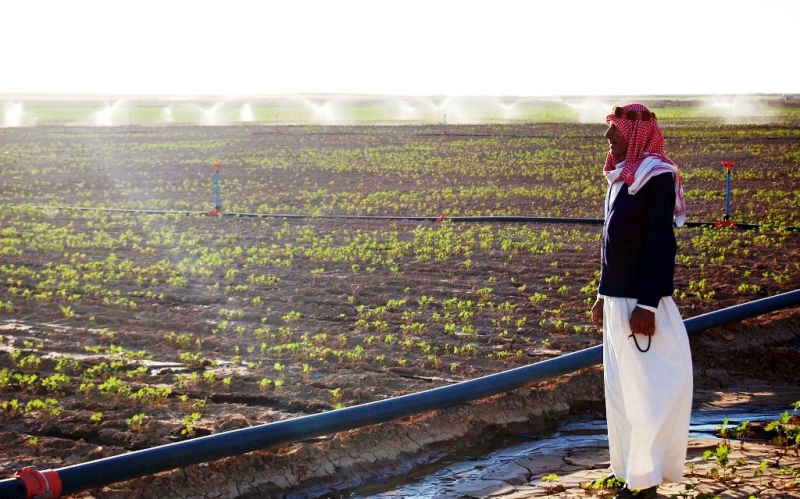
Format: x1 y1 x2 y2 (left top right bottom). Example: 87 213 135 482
207 163 222 216
273 114 281 134
716 161 735 228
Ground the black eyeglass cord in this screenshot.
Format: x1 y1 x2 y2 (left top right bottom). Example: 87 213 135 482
629 332 652 353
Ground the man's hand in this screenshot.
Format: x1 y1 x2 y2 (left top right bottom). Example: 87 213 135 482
591 298 604 330
630 306 656 336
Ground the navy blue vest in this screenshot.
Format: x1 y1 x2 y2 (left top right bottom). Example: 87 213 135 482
599 172 677 308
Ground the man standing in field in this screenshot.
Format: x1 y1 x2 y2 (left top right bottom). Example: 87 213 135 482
591 103 692 499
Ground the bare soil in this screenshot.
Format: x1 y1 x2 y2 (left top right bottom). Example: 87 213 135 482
0 123 798 498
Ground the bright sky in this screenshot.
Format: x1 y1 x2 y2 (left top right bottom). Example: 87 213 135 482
2 0 798 98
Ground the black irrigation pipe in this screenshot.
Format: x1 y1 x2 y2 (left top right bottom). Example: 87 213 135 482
248 131 800 141
29 205 800 232
250 131 604 139
2 289 799 499
251 131 366 136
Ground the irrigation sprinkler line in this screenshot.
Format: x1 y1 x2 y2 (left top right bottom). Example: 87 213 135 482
248 130 800 141
21 205 797 231
20 127 800 141
249 131 605 139
1 289 799 499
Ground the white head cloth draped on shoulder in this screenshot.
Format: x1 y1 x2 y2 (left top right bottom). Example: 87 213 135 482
603 103 686 227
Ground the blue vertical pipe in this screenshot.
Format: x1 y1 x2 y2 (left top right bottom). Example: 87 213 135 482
1 289 799 499
725 168 731 220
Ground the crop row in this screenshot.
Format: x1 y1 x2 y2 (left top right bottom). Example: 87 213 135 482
0 120 798 455
1 124 799 225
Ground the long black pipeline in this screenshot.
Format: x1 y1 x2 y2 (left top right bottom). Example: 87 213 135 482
2 289 799 499
31 205 797 231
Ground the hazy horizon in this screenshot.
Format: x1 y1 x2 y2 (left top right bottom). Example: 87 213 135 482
2 91 795 102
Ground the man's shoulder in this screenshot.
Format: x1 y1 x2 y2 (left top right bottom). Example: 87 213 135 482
643 169 675 190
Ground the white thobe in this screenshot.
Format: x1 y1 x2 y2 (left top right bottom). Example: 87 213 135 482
602 296 693 490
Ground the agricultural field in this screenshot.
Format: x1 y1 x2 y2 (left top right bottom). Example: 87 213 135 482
1 102 799 498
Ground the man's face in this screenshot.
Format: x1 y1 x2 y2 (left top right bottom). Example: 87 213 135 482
604 123 628 160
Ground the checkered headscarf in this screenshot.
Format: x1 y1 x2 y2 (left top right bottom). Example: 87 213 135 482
603 103 686 225
603 103 675 183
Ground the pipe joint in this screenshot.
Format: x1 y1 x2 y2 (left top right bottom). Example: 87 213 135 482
13 467 61 499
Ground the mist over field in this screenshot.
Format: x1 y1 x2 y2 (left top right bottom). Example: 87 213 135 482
2 94 798 127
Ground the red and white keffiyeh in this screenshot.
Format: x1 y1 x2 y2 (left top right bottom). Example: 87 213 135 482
603 103 686 226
